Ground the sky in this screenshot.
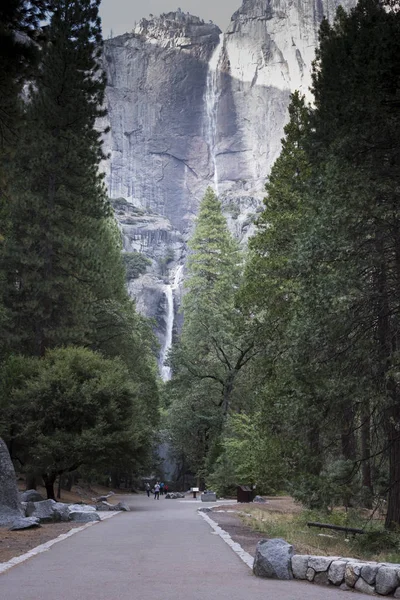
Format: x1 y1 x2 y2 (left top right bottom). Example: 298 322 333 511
99 0 241 37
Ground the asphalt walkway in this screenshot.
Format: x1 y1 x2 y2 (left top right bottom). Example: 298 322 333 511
0 494 371 599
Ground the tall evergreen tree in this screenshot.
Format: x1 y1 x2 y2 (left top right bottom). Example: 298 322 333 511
167 188 256 481
1 0 109 356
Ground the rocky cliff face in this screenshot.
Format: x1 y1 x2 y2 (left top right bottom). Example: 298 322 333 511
101 1 356 375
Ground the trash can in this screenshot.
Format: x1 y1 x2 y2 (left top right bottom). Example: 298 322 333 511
237 485 254 503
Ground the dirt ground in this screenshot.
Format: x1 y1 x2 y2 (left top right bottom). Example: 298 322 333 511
0 523 83 563
0 483 130 564
208 496 301 558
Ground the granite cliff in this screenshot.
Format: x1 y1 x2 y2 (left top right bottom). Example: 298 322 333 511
101 1 356 376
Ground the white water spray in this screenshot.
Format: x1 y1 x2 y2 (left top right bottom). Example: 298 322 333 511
160 264 185 382
205 34 224 193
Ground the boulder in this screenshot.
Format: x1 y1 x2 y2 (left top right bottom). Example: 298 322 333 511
68 504 96 513
309 556 336 572
26 499 60 523
20 490 45 503
113 502 130 512
9 516 41 531
52 503 70 522
0 439 20 512
68 511 100 523
345 563 361 588
165 492 185 499
253 496 267 503
253 538 293 580
95 501 114 511
375 566 399 596
328 560 347 586
201 492 217 502
198 507 212 513
361 563 379 585
292 555 309 580
394 586 400 598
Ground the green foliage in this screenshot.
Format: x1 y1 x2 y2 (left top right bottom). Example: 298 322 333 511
123 252 151 280
238 0 400 528
0 347 141 492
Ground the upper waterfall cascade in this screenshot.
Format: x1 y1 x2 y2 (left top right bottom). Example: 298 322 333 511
204 33 224 194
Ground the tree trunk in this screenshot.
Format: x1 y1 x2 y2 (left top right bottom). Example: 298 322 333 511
42 473 56 500
308 425 322 475
361 401 373 508
341 404 357 461
385 401 400 529
25 473 37 490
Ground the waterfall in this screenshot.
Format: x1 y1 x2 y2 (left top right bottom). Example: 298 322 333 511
159 264 184 382
205 34 224 194
160 285 174 382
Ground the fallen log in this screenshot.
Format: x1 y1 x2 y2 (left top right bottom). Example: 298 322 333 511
307 521 364 535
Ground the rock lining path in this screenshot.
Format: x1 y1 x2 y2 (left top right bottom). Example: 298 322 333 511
0 494 371 599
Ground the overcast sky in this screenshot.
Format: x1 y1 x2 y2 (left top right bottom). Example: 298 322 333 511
99 0 241 37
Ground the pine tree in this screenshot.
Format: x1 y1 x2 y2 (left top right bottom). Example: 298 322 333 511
1 0 109 356
167 188 256 480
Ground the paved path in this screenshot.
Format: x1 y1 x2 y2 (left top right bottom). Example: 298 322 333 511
0 494 370 599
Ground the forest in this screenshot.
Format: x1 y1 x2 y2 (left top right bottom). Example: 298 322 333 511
165 0 400 532
2 0 400 538
0 0 160 499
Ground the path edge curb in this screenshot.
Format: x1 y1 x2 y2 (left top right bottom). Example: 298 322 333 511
0 511 121 576
198 510 254 569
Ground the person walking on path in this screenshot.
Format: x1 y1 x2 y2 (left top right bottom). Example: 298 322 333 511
160 482 165 496
154 482 160 499
145 482 150 498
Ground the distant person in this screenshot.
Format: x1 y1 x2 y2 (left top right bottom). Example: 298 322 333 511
145 482 150 498
164 484 169 495
154 482 160 500
160 482 165 496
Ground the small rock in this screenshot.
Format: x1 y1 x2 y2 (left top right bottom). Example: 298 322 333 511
355 577 376 596
253 539 293 580
198 507 211 513
68 511 100 523
329 560 347 586
393 586 400 598
292 555 309 580
375 566 398 595
306 567 316 582
314 571 330 586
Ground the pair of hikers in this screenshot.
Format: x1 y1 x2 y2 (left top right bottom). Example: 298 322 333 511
153 481 169 499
